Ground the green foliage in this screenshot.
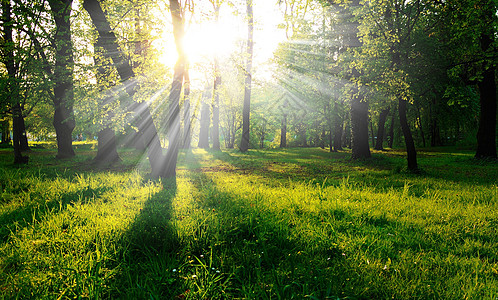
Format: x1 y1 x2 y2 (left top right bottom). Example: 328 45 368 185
0 146 497 298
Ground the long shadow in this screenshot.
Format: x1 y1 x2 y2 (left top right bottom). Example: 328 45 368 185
0 185 110 242
105 178 181 298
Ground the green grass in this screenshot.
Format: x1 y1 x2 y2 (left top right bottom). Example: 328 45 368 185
0 144 497 299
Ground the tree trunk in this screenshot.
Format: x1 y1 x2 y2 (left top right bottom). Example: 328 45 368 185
475 33 497 159
182 69 192 148
48 0 76 159
351 93 371 159
212 60 221 150
333 111 343 151
430 97 441 147
374 108 389 150
240 0 254 152
13 104 28 164
280 113 287 148
415 104 426 147
162 60 184 178
388 107 395 148
19 116 29 152
1 118 9 144
95 127 120 163
370 120 375 148
93 29 120 163
198 96 210 149
83 0 165 176
398 97 418 171
2 0 28 163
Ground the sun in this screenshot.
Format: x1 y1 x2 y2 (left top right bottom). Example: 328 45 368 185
157 19 242 69
183 22 240 63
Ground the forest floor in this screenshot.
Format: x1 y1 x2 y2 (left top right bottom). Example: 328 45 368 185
0 143 497 299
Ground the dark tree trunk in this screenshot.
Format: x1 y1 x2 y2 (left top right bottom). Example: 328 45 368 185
95 127 120 163
162 60 184 178
374 108 389 150
475 34 497 159
320 128 325 149
388 107 395 148
212 60 221 150
93 30 120 163
351 93 371 159
1 118 9 144
430 96 441 147
280 113 287 148
83 0 165 176
415 104 426 147
48 0 76 159
19 117 29 152
399 97 418 171
240 0 253 152
2 0 28 163
370 120 375 148
333 102 343 151
13 104 28 164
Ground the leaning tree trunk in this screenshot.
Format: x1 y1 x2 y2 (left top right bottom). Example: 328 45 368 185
240 0 253 152
374 108 389 150
475 34 497 159
83 0 164 176
48 0 76 159
93 35 120 163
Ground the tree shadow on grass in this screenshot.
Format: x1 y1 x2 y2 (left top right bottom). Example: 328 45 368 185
106 178 181 299
0 186 111 242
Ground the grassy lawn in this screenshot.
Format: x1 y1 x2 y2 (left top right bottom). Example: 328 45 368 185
0 144 497 299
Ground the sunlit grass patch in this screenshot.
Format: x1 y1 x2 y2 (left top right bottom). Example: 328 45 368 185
0 146 497 298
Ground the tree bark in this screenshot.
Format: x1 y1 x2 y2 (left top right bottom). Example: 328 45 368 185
475 33 497 159
48 0 76 159
240 0 253 152
374 108 389 150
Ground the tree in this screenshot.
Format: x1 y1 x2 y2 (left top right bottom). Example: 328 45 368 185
83 0 164 176
47 0 76 159
1 0 29 164
239 0 253 152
